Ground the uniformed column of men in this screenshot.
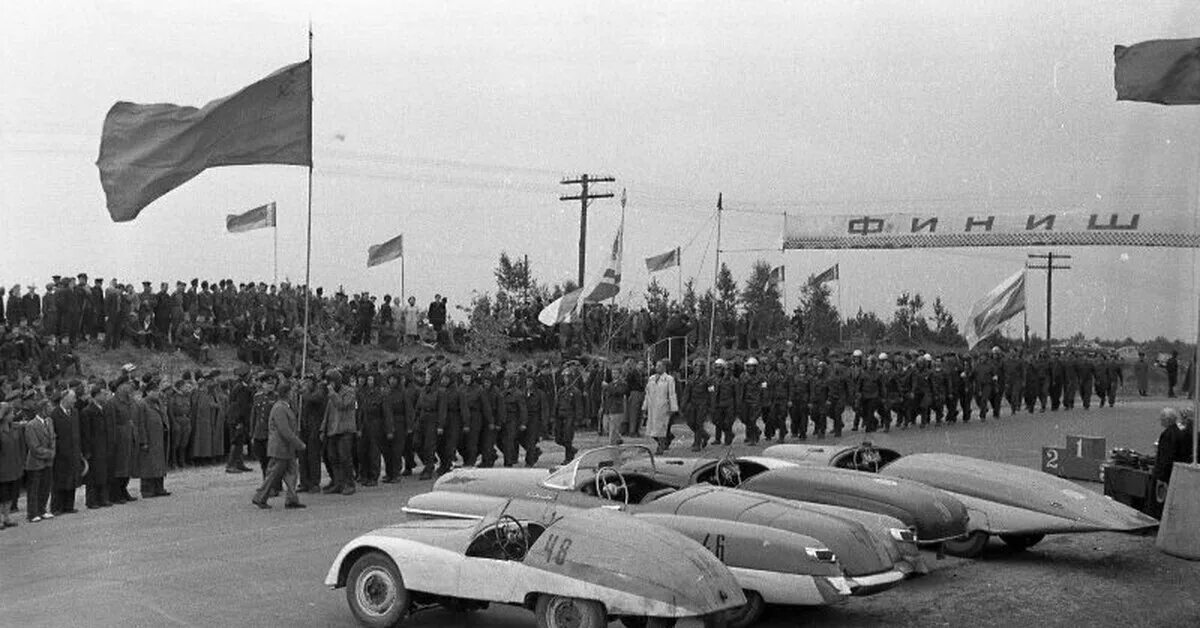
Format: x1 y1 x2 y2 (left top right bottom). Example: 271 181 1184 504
675 345 1128 450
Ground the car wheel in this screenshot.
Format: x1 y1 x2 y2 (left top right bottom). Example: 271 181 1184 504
723 590 764 628
943 531 989 558
535 595 606 628
345 551 410 627
999 533 1045 551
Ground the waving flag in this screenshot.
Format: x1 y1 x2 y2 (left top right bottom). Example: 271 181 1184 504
645 247 680 272
97 60 312 222
1115 38 1200 105
964 269 1026 349
225 202 277 233
367 234 404 268
767 265 785 286
812 263 839 284
539 218 624 325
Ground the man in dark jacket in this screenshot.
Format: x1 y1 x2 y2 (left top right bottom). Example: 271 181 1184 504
251 381 307 509
50 387 82 515
224 366 255 473
79 384 115 508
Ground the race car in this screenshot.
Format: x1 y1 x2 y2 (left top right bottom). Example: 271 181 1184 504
405 445 924 623
620 452 970 545
324 500 744 628
763 442 1161 557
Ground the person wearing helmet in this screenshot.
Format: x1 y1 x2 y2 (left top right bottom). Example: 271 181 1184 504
711 359 738 446
739 357 765 445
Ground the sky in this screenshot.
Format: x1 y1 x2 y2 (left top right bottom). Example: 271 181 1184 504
3 0 1200 341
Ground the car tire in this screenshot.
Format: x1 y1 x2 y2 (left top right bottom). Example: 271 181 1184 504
999 533 1045 551
724 590 765 628
536 595 606 628
943 531 989 558
345 551 410 628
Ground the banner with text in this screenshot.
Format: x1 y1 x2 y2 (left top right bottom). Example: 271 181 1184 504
781 211 1200 249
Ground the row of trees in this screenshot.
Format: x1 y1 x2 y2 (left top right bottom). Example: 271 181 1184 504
487 251 967 350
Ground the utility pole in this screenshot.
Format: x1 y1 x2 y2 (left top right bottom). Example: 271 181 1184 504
560 174 615 287
1026 252 1072 346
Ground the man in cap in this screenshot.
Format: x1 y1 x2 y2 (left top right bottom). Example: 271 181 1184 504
555 364 585 463
224 366 255 473
319 369 358 494
739 357 766 445
251 379 307 509
680 358 711 451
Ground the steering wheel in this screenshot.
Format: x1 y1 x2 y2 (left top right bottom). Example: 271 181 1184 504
594 466 629 505
493 514 530 560
713 455 742 487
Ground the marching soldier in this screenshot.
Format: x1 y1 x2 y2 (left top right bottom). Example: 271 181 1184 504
765 359 790 443
355 374 388 486
1077 352 1096 410
1049 350 1066 410
739 357 765 445
974 348 1002 420
458 368 492 468
681 358 711 451
789 357 812 440
1002 348 1025 416
496 372 527 467
810 362 832 438
711 359 738 446
413 370 446 481
1025 351 1049 413
1062 350 1080 410
555 364 584 463
437 370 463 475
521 373 547 467
856 355 884 433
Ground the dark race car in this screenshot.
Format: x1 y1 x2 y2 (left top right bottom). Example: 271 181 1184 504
763 442 1160 557
618 453 970 546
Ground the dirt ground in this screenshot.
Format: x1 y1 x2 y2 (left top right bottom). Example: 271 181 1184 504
1 395 1197 627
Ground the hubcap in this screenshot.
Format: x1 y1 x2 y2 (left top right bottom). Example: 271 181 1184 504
355 567 396 617
548 597 584 628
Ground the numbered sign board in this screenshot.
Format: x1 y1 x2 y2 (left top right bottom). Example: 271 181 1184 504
1064 435 1107 461
1041 447 1066 476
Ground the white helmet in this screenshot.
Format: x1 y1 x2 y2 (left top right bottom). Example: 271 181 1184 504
923 353 933 361
878 352 888 361
745 357 759 366
714 358 728 367
852 349 863 357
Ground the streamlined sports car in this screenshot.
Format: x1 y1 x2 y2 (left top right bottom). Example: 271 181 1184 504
325 501 744 628
620 453 970 545
763 442 1161 557
405 445 925 624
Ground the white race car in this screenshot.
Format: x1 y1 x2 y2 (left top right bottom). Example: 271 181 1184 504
324 501 745 628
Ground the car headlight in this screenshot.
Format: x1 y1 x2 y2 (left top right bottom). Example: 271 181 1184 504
890 528 917 543
805 547 837 562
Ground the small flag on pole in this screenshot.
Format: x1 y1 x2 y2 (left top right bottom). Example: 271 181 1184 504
1114 38 1200 105
767 265 785 286
367 234 404 268
96 60 312 222
964 269 1026 349
225 202 277 233
645 247 680 272
812 263 839 284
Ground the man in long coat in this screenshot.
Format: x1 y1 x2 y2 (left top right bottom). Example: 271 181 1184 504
79 385 114 509
109 380 138 503
135 383 170 498
50 387 82 514
642 359 679 455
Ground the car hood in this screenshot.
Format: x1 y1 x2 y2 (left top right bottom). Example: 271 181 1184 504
882 453 1158 533
741 466 970 542
639 485 899 577
434 467 552 496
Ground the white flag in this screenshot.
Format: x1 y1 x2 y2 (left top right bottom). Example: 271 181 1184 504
538 217 624 326
964 269 1026 349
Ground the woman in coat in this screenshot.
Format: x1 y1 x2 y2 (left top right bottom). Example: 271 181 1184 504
136 383 170 497
642 359 679 454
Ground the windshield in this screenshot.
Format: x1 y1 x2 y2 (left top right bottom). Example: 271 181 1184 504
541 444 656 490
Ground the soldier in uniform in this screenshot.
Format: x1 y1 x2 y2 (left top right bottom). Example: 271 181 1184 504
973 348 1002 420
1103 354 1123 407
1077 352 1096 410
457 368 493 467
789 357 812 440
854 355 882 433
906 355 933 428
320 369 358 493
810 362 831 438
739 357 765 445
166 378 194 469
847 350 864 431
764 359 791 443
250 373 280 496
521 373 547 467
601 365 629 446
478 370 503 468
1062 350 1080 410
1001 348 1025 416
711 359 738 445
435 370 464 475
412 370 445 480
555 364 585 463
1048 350 1065 410
681 358 711 451
356 374 388 486
381 372 408 483
1025 351 1049 413
497 372 527 467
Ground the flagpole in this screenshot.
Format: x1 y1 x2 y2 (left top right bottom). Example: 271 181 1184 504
676 246 682 303
837 269 843 347
401 254 406 304
300 22 313 379
273 215 279 285
705 193 722 366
